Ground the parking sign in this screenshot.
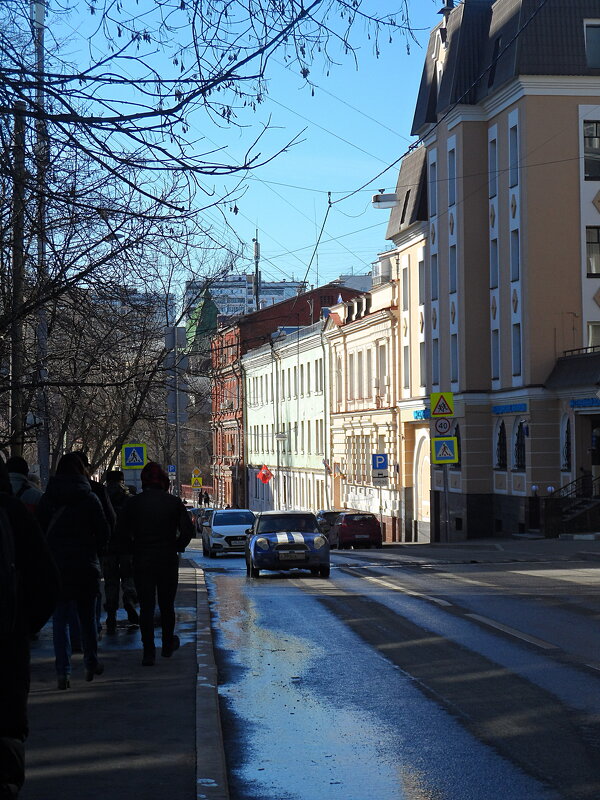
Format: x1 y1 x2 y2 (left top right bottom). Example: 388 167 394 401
372 453 388 471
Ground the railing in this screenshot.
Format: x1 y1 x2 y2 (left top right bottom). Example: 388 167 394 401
553 474 600 498
563 344 600 357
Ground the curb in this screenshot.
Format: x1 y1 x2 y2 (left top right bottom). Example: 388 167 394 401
193 565 230 800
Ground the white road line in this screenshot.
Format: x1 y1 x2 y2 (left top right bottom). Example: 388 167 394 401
465 613 557 650
363 575 452 607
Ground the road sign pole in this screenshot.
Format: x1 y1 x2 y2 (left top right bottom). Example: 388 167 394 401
443 463 450 542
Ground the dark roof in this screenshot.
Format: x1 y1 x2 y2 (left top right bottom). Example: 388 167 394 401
545 352 600 390
385 146 428 243
412 0 600 135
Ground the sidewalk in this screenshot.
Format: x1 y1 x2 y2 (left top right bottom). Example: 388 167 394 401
21 555 229 800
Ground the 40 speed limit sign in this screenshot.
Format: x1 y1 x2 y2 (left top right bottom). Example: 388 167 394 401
433 417 452 435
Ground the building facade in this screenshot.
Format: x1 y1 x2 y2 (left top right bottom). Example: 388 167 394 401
413 0 600 538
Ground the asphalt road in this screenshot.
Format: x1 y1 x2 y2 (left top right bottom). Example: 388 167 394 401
191 543 600 800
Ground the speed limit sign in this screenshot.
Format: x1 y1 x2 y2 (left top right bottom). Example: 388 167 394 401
434 417 452 435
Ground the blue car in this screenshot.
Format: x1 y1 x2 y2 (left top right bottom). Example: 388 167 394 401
245 511 330 579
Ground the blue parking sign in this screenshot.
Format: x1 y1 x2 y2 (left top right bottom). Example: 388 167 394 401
372 453 388 470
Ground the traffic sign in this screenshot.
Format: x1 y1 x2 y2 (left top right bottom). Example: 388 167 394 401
431 392 454 417
191 475 203 487
121 444 147 469
431 437 459 464
433 417 452 435
167 465 176 473
192 467 201 477
372 453 388 470
372 475 388 486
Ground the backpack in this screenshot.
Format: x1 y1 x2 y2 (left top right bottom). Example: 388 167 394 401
0 503 17 640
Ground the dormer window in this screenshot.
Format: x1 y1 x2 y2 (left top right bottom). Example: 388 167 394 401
585 22 600 68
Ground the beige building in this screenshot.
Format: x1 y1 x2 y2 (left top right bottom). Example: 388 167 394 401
412 0 600 538
325 149 429 541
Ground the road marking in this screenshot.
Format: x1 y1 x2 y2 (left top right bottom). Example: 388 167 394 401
363 575 452 606
465 613 557 650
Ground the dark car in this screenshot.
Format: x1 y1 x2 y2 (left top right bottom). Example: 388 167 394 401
245 511 330 578
332 512 382 549
315 509 346 547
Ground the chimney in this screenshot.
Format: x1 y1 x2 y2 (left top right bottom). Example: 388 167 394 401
438 0 455 25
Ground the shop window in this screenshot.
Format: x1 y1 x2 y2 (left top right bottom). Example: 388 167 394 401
496 420 507 469
513 421 526 471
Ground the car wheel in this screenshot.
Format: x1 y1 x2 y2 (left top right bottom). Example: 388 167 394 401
245 556 251 577
208 548 216 559
319 565 330 578
310 567 319 576
250 561 260 578
202 539 208 557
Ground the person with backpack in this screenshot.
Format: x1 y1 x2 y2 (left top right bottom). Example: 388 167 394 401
102 470 139 633
6 457 42 514
116 462 194 666
37 453 110 689
0 458 60 799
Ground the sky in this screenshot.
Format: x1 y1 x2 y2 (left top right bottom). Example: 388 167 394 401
204 1 441 289
49 0 442 292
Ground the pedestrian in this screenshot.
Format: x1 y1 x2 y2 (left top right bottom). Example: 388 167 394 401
202 490 210 507
116 461 194 666
6 456 42 514
102 470 139 633
37 453 110 688
0 457 60 799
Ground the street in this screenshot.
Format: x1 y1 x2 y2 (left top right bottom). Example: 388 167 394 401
189 543 600 800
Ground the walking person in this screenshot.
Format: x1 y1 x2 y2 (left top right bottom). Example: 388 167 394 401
102 470 138 633
37 453 110 688
116 462 194 666
6 456 42 514
202 490 210 507
0 458 60 799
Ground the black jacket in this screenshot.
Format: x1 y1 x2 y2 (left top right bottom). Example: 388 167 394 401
117 487 194 559
38 475 109 595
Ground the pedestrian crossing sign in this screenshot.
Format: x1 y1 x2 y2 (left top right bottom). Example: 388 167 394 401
430 392 454 417
431 437 459 464
191 475 202 487
121 443 147 469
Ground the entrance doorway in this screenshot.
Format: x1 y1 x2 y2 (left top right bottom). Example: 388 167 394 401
414 432 431 542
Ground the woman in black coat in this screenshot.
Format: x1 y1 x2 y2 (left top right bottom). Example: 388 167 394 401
38 453 109 688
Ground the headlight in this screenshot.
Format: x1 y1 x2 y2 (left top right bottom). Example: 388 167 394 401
313 536 327 549
255 537 270 550
211 531 224 539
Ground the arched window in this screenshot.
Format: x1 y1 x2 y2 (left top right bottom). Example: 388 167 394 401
561 417 572 472
496 420 507 469
514 421 526 471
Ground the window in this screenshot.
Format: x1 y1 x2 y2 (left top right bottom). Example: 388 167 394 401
448 148 456 206
510 229 520 281
306 363 311 394
403 345 410 389
432 338 440 385
490 238 499 288
378 345 387 395
366 350 373 398
585 24 600 68
357 352 364 398
496 421 507 469
488 37 501 87
584 121 600 180
400 189 411 224
429 160 437 217
419 341 426 387
348 354 354 399
491 328 500 380
509 124 519 187
512 323 522 376
514 421 526 471
418 259 425 304
450 334 458 383
431 254 439 301
402 267 409 311
300 365 304 395
488 138 498 197
589 322 600 347
587 227 600 274
561 417 572 472
449 245 457 293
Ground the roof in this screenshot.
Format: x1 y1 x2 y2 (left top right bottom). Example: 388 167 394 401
545 352 600 390
412 0 600 135
385 146 428 242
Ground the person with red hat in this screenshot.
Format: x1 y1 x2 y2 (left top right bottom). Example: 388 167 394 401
116 461 194 666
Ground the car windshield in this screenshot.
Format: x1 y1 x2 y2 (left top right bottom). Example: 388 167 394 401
214 511 254 525
324 512 341 523
346 514 375 523
257 515 319 534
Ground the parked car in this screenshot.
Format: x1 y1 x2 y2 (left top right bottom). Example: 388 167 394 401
187 507 203 533
315 509 346 547
245 511 330 578
332 512 382 549
202 508 255 557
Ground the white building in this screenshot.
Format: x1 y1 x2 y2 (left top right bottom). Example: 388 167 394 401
185 274 306 318
243 322 331 512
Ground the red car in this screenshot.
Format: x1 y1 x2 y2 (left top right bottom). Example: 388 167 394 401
332 512 382 549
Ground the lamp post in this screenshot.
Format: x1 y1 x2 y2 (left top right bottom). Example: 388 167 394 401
275 432 287 510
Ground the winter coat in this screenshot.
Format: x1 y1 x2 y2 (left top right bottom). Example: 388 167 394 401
104 482 132 555
37 475 110 598
116 487 194 561
8 472 43 513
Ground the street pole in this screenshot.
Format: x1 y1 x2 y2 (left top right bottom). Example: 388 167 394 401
253 232 260 311
10 102 26 458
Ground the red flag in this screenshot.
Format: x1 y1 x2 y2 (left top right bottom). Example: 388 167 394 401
257 465 273 484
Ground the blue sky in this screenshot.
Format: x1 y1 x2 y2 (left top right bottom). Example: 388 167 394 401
203 1 441 288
